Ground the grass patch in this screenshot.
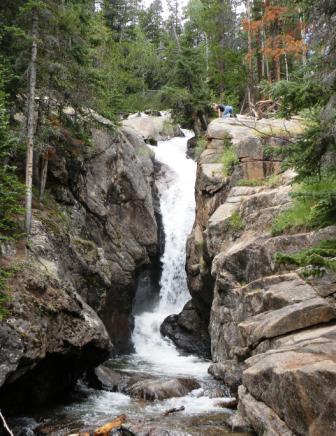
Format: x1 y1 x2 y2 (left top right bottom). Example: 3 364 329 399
227 211 245 233
266 174 281 188
237 174 281 188
220 146 239 176
275 240 336 277
0 265 16 320
237 178 264 187
194 136 207 159
271 177 336 236
73 237 99 262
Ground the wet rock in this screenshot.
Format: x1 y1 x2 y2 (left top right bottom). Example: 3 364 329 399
160 301 211 359
208 361 243 394
87 364 131 392
215 398 238 409
7 417 39 436
224 412 253 433
144 110 162 117
127 377 200 401
186 136 197 159
126 422 190 436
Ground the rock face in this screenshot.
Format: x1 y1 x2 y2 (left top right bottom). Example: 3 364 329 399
182 116 336 435
160 301 211 358
87 361 200 401
127 377 200 400
122 113 183 142
0 252 112 412
0 115 160 410
46 123 159 353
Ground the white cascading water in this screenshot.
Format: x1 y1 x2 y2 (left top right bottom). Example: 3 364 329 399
132 131 210 376
30 129 232 433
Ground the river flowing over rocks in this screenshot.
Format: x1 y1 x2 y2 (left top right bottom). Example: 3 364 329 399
0 113 335 435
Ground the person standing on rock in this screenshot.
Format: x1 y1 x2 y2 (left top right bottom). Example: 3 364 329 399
212 103 234 118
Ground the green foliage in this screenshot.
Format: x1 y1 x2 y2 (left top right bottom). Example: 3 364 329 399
260 79 328 119
227 211 245 233
237 178 263 187
0 82 24 241
281 116 335 180
275 240 336 278
220 143 239 176
271 176 336 236
194 135 207 159
237 174 281 188
0 265 15 320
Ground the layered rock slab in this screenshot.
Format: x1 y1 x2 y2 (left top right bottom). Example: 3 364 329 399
183 116 336 434
242 325 336 435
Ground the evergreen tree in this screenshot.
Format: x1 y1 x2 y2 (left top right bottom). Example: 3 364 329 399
0 74 24 241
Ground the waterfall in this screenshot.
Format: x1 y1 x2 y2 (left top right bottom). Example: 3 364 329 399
132 131 209 376
19 131 232 434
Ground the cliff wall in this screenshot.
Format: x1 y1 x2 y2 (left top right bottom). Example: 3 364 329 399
0 114 160 410
183 116 336 435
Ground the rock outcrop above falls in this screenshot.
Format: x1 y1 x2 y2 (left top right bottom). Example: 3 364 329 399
182 116 336 435
0 115 160 409
122 112 183 143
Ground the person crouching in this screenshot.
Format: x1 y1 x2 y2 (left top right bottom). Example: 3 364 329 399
212 103 234 118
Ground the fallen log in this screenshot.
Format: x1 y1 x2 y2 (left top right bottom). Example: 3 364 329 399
93 415 127 436
163 406 185 416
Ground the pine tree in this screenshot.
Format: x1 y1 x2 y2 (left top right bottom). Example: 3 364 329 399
0 74 24 241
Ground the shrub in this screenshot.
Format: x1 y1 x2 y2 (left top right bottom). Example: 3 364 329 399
271 176 336 236
237 178 264 187
0 89 25 241
220 145 239 176
260 79 328 119
0 266 15 320
275 240 336 277
228 211 245 233
194 136 207 159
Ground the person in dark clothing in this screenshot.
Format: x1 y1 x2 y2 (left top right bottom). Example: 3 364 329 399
212 103 234 118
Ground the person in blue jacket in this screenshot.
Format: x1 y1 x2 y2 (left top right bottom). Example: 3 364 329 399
212 103 234 118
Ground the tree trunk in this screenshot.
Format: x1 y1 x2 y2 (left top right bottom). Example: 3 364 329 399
284 52 289 81
204 32 209 80
25 8 38 234
298 7 307 66
246 0 254 108
39 157 48 203
256 32 263 82
275 57 281 81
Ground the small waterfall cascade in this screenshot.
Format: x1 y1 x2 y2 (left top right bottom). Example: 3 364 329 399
19 131 236 434
132 131 209 376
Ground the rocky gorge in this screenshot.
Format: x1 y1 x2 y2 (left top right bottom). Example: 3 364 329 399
166 116 336 435
0 110 335 436
0 111 174 412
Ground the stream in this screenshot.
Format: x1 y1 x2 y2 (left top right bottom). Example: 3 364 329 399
10 133 251 435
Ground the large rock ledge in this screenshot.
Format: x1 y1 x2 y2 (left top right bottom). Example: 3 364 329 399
0 115 160 411
181 116 336 435
0 259 111 412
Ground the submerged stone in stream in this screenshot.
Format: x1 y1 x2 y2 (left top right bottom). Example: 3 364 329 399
127 378 200 401
160 301 211 359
